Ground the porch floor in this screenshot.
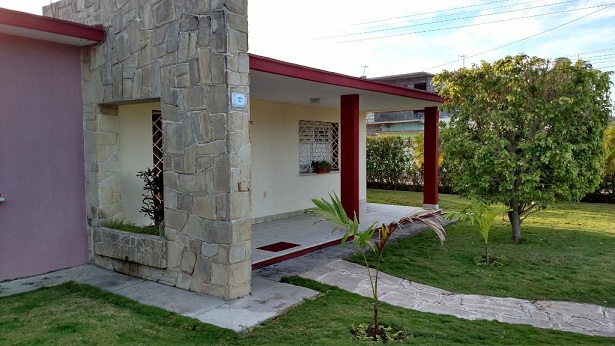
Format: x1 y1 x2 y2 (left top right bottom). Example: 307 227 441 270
251 203 422 269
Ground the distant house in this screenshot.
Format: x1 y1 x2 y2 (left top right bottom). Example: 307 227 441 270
367 72 449 136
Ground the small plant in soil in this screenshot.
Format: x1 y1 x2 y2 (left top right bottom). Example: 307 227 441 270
351 323 405 343
311 193 445 342
474 255 509 267
445 201 510 266
312 160 333 173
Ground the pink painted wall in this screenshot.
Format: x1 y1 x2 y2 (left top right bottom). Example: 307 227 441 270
0 34 87 281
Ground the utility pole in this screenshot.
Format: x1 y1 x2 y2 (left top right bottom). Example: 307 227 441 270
460 55 467 68
360 65 368 78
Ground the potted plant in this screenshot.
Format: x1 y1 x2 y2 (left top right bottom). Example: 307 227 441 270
312 160 332 174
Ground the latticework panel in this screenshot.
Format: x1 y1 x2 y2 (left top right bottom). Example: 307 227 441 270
152 110 163 176
298 120 339 173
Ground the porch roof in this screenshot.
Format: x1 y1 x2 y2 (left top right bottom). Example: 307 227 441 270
249 54 444 112
0 7 104 47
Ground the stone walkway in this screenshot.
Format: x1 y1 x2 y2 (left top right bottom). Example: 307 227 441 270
300 259 615 338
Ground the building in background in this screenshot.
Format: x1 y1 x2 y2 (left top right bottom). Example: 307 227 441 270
367 72 449 136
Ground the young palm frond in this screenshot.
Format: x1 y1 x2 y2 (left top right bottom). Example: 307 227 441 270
310 193 446 339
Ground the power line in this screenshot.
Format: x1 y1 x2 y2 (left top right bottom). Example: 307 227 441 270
319 0 580 41
352 0 512 25
578 53 615 59
336 4 610 44
594 64 615 70
359 0 554 31
561 46 615 58
586 56 615 62
592 62 615 68
422 4 615 71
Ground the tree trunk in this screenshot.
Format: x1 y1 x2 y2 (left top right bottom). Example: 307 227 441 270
373 300 379 340
508 198 522 243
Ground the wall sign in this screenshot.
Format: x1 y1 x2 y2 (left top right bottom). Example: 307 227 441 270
231 93 247 108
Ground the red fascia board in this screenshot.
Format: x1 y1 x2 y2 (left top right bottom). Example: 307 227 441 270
0 7 104 43
249 54 444 103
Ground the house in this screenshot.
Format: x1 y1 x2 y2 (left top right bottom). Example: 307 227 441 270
0 0 444 299
367 72 450 136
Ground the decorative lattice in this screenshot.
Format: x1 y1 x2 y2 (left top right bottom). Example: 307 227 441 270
152 111 163 176
299 120 339 173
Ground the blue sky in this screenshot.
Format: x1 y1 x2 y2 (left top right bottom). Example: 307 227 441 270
4 1 614 79
248 0 615 78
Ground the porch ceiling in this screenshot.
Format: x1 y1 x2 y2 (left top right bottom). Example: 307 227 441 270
249 55 444 112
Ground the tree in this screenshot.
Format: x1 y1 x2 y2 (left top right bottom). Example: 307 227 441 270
434 54 612 242
605 125 615 174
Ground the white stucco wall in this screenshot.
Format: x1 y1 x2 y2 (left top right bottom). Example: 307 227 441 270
251 99 367 219
118 102 160 226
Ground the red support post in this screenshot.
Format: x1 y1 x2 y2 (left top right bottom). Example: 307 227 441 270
423 106 439 209
340 94 360 220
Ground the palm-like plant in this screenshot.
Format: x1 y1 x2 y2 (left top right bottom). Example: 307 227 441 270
311 193 445 339
445 202 510 266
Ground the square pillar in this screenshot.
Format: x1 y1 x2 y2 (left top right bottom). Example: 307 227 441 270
341 94 360 220
47 0 251 300
423 106 439 209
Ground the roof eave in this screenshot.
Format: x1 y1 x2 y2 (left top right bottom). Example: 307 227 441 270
0 7 104 46
249 54 444 104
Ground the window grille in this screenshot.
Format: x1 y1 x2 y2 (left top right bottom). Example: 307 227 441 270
298 120 339 173
152 110 163 176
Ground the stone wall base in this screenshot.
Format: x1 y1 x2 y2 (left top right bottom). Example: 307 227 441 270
94 255 178 286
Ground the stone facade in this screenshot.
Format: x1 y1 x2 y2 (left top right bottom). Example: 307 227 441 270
44 0 251 299
94 227 167 268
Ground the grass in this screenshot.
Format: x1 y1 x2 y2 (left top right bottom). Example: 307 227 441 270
2 280 613 345
0 282 237 345
101 220 160 236
3 189 613 344
362 189 615 307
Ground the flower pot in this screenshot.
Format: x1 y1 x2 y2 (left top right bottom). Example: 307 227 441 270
314 167 332 174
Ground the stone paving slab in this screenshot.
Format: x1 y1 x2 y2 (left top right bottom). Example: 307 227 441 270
0 265 318 332
300 259 615 337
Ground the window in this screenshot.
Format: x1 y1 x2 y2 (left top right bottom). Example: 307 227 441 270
298 120 339 173
152 110 163 176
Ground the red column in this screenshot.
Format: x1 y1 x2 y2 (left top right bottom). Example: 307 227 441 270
423 106 439 209
341 94 360 220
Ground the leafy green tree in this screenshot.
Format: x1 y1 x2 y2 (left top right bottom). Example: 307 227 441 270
434 54 612 242
605 125 615 174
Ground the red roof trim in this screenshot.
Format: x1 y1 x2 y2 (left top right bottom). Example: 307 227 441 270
249 54 444 103
0 8 104 43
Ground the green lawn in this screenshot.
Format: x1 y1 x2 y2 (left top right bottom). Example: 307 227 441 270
2 280 613 345
2 190 614 344
0 282 237 345
363 189 615 307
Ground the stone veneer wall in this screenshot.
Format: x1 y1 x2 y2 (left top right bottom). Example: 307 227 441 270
93 227 167 269
44 0 252 299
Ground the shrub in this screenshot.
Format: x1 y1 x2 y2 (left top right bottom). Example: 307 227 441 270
366 135 409 189
136 168 164 227
366 134 457 193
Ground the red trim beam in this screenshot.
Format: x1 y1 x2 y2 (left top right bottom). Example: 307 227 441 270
0 7 104 44
249 54 444 103
423 106 439 208
341 94 361 220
